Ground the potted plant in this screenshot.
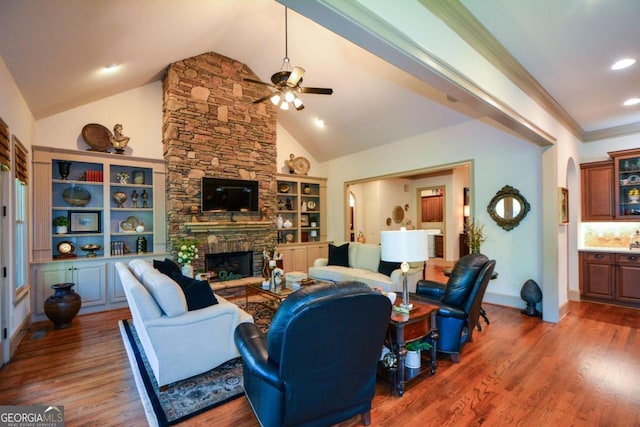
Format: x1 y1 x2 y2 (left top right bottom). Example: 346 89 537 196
53 216 70 234
465 218 487 254
405 339 432 369
175 239 200 278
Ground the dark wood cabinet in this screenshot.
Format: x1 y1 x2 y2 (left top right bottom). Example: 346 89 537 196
459 233 469 257
579 251 640 307
421 196 443 222
615 253 640 304
580 160 614 221
581 148 640 221
580 252 615 299
434 234 443 258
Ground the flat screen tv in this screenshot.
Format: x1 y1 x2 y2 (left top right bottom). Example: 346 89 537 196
201 177 259 212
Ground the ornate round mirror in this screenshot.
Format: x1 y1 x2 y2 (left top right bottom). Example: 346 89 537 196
487 185 530 231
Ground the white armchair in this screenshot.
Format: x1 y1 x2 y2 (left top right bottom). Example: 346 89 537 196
116 261 253 387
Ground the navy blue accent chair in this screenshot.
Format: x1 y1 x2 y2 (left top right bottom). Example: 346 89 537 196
415 254 496 362
234 281 392 427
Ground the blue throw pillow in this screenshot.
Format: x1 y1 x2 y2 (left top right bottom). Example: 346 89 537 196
171 272 218 311
327 243 349 267
378 260 401 276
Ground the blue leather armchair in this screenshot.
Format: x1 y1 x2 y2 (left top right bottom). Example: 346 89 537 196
415 254 496 362
234 281 392 427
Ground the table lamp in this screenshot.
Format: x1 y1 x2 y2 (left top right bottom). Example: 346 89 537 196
381 229 428 310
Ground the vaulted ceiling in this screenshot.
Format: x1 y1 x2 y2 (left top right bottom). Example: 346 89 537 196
0 0 638 161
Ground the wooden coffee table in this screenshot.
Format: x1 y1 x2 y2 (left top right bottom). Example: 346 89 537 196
380 297 439 396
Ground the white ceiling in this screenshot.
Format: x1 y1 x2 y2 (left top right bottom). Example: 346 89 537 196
0 0 638 162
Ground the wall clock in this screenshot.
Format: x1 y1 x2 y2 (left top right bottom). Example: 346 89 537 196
55 241 77 259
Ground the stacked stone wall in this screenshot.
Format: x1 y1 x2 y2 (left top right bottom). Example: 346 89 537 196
162 52 278 273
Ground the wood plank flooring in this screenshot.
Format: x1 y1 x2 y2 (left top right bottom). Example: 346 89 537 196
1 276 639 425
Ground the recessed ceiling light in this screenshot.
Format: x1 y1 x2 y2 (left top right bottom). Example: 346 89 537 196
623 98 640 106
314 118 325 128
611 58 636 70
101 64 121 74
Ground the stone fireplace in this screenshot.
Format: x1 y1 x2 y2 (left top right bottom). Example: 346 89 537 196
162 51 279 273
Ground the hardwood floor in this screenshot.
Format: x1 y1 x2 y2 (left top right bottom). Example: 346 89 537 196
1 295 639 426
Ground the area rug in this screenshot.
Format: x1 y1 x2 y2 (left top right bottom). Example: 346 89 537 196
119 301 273 427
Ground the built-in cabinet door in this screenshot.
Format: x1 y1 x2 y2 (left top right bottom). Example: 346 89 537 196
580 161 614 221
73 263 107 307
307 243 328 267
615 254 640 303
34 261 106 313
580 252 615 299
35 265 73 314
280 246 308 272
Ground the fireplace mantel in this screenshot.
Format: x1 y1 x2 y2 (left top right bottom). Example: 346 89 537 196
185 221 274 233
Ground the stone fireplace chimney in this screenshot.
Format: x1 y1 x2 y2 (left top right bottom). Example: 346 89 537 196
162 51 278 273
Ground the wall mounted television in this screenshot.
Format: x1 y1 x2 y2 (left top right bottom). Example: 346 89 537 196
201 177 259 212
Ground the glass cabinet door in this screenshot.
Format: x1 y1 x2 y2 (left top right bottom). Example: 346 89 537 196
615 154 640 217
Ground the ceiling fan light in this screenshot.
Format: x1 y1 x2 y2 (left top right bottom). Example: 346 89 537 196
280 101 289 110
293 97 304 110
284 91 295 103
270 94 281 105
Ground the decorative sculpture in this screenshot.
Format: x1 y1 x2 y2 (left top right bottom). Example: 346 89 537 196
110 124 130 154
520 279 542 317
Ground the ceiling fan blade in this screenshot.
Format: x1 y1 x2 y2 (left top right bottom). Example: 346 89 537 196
244 78 275 87
287 67 305 86
253 93 277 104
300 87 333 95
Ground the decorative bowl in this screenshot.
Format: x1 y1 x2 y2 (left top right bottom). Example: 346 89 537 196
80 244 101 257
278 184 290 193
120 216 142 232
62 187 91 207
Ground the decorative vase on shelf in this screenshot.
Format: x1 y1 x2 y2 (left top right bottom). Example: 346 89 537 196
181 264 194 278
57 161 71 180
276 214 284 229
113 191 127 208
44 283 82 329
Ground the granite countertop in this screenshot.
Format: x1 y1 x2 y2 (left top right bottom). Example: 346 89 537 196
579 247 640 253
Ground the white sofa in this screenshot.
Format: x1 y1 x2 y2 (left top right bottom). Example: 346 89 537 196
116 260 253 388
307 242 424 293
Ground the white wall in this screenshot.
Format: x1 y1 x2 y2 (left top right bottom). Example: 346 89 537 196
35 82 164 159
348 178 412 244
325 120 541 308
276 124 327 177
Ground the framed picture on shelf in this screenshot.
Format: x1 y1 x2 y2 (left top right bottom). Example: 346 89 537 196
300 213 310 227
559 187 569 224
69 211 101 233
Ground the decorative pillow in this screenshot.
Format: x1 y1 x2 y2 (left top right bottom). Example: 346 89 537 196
378 260 402 276
129 259 153 281
141 269 187 317
327 243 350 267
153 258 182 278
171 272 218 311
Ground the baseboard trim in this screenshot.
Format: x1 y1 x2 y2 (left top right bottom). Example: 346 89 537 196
10 312 31 359
483 291 524 310
567 289 581 301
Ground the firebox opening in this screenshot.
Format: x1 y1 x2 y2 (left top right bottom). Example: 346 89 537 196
205 251 253 281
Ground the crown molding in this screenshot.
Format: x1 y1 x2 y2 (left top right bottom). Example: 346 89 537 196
583 122 640 142
419 0 586 141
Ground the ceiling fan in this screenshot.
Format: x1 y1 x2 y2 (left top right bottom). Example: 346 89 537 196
244 7 333 111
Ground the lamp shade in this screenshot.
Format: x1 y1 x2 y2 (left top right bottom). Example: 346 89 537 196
380 229 429 262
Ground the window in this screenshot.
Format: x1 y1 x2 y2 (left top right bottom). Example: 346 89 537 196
13 137 28 292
